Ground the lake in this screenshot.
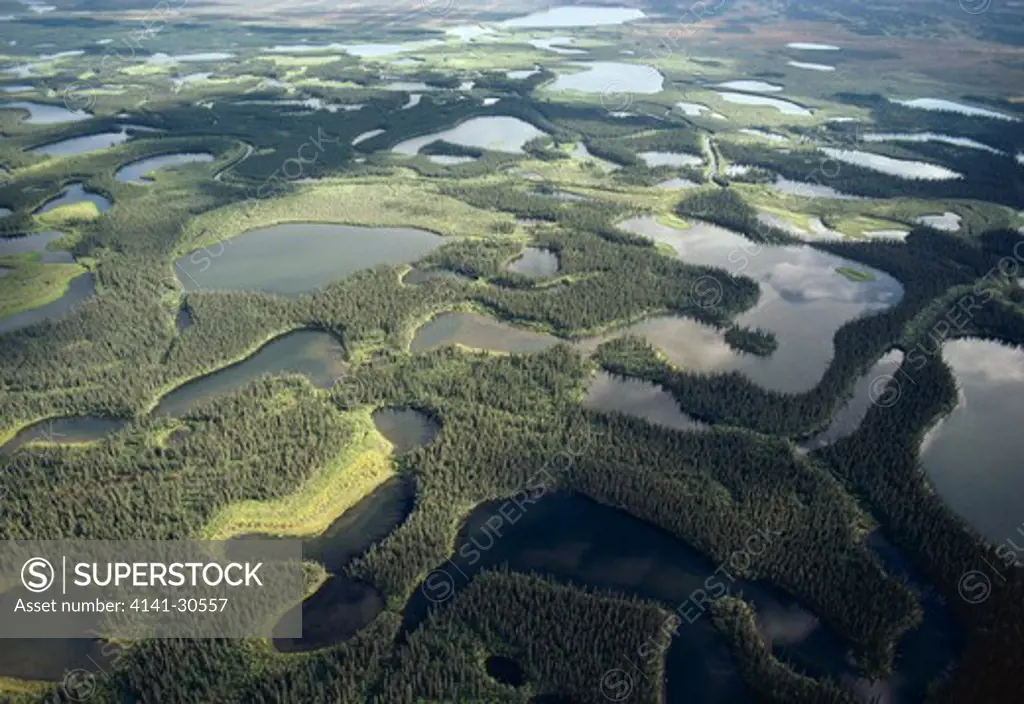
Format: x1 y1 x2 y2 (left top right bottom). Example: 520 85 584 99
0 100 90 124
0 231 73 263
0 273 94 335
738 128 789 143
914 212 961 231
392 116 546 155
787 42 840 51
547 62 664 94
583 371 705 432
35 183 111 214
715 80 783 92
771 176 864 200
352 128 385 145
147 52 235 62
861 132 1002 155
787 60 835 72
890 97 1019 122
29 127 141 157
716 91 812 116
507 247 560 278
676 101 712 116
411 312 560 354
500 6 645 28
403 492 953 703
152 330 347 417
244 478 416 653
616 216 904 392
637 151 703 167
820 148 962 180
174 223 445 295
372 407 441 454
920 339 1024 545
1 417 126 454
114 152 214 184
529 37 586 55
798 350 905 452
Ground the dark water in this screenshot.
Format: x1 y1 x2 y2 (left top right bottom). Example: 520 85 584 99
0 638 107 682
402 267 470 285
0 272 95 335
1 417 126 454
486 655 526 686
174 223 445 295
403 493 955 703
114 152 214 184
507 247 559 278
252 478 416 652
174 304 192 332
34 183 111 214
152 330 346 417
371 407 441 454
0 231 73 263
583 371 705 433
617 217 904 393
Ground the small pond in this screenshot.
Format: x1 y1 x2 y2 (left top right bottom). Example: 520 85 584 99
507 247 559 278
371 407 441 454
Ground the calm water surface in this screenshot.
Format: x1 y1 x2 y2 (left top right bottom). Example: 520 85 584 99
616 217 904 392
152 330 346 417
174 223 444 295
920 339 1024 544
114 152 214 183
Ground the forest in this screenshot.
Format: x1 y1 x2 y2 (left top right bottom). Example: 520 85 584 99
1 7 1024 703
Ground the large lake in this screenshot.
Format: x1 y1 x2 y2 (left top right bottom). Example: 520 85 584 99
391 116 546 155
616 217 904 392
920 339 1024 544
174 223 444 295
548 61 664 94
500 6 644 28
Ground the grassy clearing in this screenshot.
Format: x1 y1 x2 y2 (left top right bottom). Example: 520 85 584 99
180 178 516 253
200 408 394 540
0 254 85 318
34 200 103 226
